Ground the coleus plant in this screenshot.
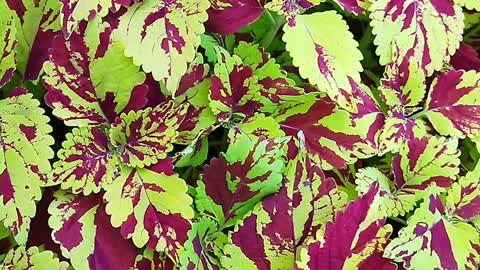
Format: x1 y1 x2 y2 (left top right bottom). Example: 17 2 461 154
0 0 480 268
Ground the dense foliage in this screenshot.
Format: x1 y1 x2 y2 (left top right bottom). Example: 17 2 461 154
1 0 480 269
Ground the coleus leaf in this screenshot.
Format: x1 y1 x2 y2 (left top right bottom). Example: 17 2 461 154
209 48 260 122
6 0 62 81
265 0 319 15
273 94 368 170
453 0 480 11
206 0 265 36
0 1 16 87
195 134 290 227
109 101 188 167
174 55 217 145
296 184 396 270
179 217 220 270
385 194 480 270
377 113 428 153
44 18 148 127
48 191 140 270
330 0 368 15
209 45 303 122
221 143 347 269
451 43 480 72
446 163 480 221
282 11 364 112
135 249 177 270
356 136 460 217
60 0 139 37
422 70 480 138
104 159 194 262
379 55 426 110
0 90 54 245
113 0 210 93
370 0 464 76
49 126 119 195
1 246 69 269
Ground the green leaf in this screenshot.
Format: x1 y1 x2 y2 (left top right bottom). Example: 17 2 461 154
114 0 210 94
0 1 16 87
385 194 480 270
370 0 464 76
109 102 188 168
356 136 460 217
1 246 69 269
282 11 363 112
104 161 194 262
0 91 54 245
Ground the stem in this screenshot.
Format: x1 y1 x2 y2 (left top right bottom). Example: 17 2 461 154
464 23 480 42
363 70 380 86
389 216 407 226
260 12 286 49
332 168 349 187
348 163 356 178
410 109 427 119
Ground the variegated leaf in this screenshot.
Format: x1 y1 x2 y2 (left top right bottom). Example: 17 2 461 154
0 90 54 245
195 134 290 227
44 19 148 127
0 1 16 87
282 11 363 112
49 127 118 195
48 191 140 270
221 145 347 269
356 136 460 217
109 102 188 168
1 246 69 269
6 0 62 80
446 164 480 221
385 195 480 270
179 217 220 270
297 184 396 270
60 0 139 37
265 0 319 15
423 70 480 138
370 0 464 76
273 94 367 170
114 0 210 94
104 159 194 262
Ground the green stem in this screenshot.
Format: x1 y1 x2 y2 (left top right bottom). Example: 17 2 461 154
389 216 407 226
348 163 357 178
332 168 349 187
464 23 480 42
260 12 286 49
410 109 427 119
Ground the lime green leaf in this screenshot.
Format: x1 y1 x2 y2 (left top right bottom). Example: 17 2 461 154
385 194 480 270
0 1 16 87
114 0 210 94
1 246 69 269
370 0 464 76
49 127 119 195
195 134 290 227
0 91 54 245
356 136 460 217
454 0 480 11
109 102 188 168
104 160 194 262
282 11 363 112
